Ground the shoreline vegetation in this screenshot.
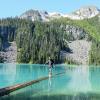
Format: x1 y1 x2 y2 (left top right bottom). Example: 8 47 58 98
0 16 100 65
0 63 100 69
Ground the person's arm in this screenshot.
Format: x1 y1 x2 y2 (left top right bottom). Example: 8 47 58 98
45 60 49 64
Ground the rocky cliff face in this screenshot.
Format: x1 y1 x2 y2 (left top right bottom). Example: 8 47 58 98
20 10 42 21
65 25 87 40
20 10 49 22
61 40 92 65
61 25 90 65
65 6 100 20
0 42 17 63
20 6 100 21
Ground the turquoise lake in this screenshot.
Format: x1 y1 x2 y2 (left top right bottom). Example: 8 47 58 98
0 64 100 100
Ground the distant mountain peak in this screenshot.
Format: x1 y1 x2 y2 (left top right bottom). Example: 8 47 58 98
65 6 100 20
75 6 99 16
20 9 42 21
20 6 100 21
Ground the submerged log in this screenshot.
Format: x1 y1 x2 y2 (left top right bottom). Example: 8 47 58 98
0 71 66 97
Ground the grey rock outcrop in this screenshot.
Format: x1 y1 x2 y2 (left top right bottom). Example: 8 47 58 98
20 9 42 21
20 9 49 22
61 40 92 65
65 25 87 40
63 6 100 20
0 42 17 63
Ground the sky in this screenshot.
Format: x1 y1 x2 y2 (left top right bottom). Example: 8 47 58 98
0 0 100 18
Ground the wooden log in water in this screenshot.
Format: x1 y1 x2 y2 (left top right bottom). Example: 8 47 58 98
0 71 66 97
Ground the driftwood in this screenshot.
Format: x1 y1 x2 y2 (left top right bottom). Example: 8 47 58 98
0 71 66 97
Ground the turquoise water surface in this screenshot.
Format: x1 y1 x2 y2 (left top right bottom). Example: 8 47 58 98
0 64 100 100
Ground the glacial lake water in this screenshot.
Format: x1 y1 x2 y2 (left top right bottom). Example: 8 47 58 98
0 64 100 100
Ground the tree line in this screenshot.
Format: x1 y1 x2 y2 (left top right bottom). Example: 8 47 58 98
0 18 68 63
0 17 100 65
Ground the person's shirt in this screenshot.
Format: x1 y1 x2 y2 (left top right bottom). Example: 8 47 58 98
45 59 54 68
49 59 54 68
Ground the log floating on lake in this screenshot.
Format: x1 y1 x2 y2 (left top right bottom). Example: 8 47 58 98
0 71 66 97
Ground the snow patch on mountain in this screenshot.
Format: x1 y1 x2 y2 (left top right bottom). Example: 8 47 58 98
20 6 100 21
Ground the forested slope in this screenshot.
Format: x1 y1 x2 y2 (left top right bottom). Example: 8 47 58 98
0 16 100 65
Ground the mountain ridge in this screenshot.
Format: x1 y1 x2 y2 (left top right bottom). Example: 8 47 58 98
20 6 100 21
